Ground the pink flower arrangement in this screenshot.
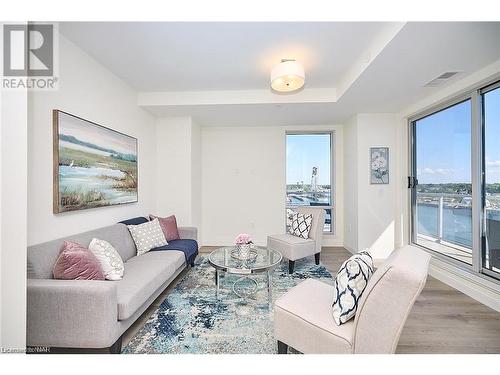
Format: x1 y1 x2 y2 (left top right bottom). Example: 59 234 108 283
235 233 252 245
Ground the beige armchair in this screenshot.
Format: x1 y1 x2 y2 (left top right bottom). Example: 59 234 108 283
274 246 431 354
267 207 326 273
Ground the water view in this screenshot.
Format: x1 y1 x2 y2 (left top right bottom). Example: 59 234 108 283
286 133 333 232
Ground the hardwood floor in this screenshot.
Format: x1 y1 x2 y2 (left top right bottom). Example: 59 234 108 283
121 246 500 354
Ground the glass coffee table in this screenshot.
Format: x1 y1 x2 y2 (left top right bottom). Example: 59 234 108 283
208 246 282 302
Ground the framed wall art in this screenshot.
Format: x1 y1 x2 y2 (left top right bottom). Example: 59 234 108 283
53 110 138 213
370 147 389 184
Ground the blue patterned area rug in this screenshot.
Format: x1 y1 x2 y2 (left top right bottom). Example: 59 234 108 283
123 256 333 354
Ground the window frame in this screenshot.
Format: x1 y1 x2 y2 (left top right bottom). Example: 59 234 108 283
408 77 500 283
285 130 336 235
479 80 500 279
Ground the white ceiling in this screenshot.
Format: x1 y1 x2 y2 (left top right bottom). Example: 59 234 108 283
60 22 500 125
59 22 388 91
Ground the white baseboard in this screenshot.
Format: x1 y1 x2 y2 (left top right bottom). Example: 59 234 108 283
428 257 500 313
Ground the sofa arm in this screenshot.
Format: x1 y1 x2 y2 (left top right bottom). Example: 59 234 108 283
178 226 198 241
27 279 118 348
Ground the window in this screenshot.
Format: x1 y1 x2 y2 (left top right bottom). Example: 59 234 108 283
410 79 500 281
482 84 500 276
286 133 333 233
412 100 473 264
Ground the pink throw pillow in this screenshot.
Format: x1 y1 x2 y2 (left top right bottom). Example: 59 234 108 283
53 241 105 280
149 214 180 241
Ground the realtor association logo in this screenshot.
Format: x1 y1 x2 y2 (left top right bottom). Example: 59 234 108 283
2 23 58 90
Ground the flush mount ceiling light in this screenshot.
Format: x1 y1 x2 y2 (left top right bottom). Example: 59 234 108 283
270 59 305 93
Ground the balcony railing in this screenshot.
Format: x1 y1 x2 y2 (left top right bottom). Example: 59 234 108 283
415 192 473 264
415 191 500 269
416 192 473 247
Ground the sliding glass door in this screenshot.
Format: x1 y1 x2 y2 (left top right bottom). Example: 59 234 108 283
410 79 500 280
482 83 500 276
411 100 473 264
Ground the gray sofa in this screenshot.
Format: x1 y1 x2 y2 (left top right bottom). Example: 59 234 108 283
27 222 197 353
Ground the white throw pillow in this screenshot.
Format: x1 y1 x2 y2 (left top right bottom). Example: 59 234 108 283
332 251 374 325
88 238 124 280
127 218 168 256
288 212 313 239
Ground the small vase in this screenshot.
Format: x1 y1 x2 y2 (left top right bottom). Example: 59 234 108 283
237 243 251 259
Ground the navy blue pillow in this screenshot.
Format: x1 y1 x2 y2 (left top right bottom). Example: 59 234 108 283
119 216 149 226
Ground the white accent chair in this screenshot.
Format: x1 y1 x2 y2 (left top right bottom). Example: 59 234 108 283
267 207 326 274
274 246 431 354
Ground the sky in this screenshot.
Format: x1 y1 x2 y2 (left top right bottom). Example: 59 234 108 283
59 111 137 155
286 133 331 185
484 87 500 184
416 87 500 184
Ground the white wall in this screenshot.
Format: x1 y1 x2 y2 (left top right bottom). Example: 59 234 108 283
356 114 402 258
0 84 2 347
0 79 28 350
201 125 343 247
201 126 285 246
155 116 201 230
343 114 403 261
27 35 157 246
191 120 202 229
0 21 28 350
343 116 358 251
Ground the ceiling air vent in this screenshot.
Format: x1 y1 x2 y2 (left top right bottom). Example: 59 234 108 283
424 71 461 87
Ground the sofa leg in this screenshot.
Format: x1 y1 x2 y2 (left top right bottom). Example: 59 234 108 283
190 261 195 267
277 340 288 354
109 336 122 354
315 252 320 265
288 260 295 274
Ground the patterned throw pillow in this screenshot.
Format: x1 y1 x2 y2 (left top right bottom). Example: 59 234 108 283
127 218 168 256
289 212 313 239
332 251 374 325
88 238 124 280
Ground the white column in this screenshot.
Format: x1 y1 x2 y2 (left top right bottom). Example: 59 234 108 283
0 83 28 351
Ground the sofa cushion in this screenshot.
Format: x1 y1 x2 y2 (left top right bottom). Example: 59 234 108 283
274 278 354 354
332 251 374 325
53 241 105 281
151 239 199 265
289 212 313 239
116 251 185 320
150 214 180 241
267 234 315 261
127 219 168 256
88 238 124 281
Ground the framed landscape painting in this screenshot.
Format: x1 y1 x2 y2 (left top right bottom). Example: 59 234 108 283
53 110 138 213
370 147 389 184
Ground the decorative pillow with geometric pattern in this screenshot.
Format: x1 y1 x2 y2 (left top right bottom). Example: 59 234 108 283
127 218 168 256
88 238 124 280
332 251 374 325
288 212 313 239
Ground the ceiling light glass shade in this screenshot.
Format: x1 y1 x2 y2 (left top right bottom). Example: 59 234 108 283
270 60 305 92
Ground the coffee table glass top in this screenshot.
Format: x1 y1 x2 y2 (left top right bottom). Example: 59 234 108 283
208 246 282 274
